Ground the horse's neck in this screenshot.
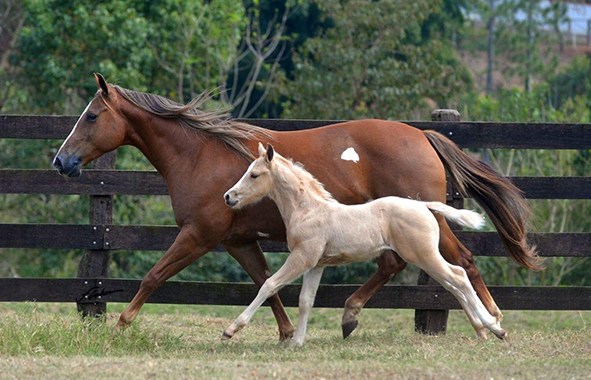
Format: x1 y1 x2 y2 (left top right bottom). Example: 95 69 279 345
126 113 202 180
268 165 326 225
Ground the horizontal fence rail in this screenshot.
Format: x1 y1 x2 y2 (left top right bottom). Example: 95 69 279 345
0 278 590 310
1 115 590 329
2 170 591 198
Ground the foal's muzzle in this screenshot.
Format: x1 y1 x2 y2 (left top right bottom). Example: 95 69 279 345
53 153 82 177
224 191 239 208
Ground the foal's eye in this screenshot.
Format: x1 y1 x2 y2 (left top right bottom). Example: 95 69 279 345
86 112 97 122
250 173 259 179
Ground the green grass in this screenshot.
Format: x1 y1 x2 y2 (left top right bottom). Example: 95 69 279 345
0 303 590 379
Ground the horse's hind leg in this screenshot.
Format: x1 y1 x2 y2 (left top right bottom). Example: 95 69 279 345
341 250 407 338
437 216 503 321
225 242 295 341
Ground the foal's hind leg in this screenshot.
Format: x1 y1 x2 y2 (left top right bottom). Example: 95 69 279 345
437 216 503 322
225 242 295 341
341 250 407 338
408 243 506 340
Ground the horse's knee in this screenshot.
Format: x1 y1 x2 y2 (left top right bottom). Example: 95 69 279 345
376 251 407 278
140 271 163 293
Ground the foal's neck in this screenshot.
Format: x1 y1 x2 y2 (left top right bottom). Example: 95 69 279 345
268 162 328 224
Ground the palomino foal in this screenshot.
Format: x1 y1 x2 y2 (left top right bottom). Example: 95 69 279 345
223 143 507 346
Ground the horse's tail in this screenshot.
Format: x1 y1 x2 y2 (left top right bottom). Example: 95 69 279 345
424 202 485 230
423 130 543 271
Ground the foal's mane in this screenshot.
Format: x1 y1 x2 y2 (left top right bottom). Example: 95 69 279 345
112 85 270 159
275 155 337 203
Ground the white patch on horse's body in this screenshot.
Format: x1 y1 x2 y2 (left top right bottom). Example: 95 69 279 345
340 147 360 163
257 231 270 238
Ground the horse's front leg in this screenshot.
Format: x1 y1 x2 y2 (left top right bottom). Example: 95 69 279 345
222 250 312 340
342 250 407 338
292 266 324 347
225 242 295 341
116 227 216 328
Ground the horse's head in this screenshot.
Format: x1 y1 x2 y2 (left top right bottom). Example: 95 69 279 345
53 73 127 177
224 142 276 209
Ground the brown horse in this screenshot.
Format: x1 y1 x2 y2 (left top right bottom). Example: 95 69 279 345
53 73 540 340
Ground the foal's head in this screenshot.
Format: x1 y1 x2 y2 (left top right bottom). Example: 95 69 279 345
224 143 276 209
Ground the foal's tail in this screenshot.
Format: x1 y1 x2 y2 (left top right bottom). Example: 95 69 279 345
424 202 485 230
423 130 543 271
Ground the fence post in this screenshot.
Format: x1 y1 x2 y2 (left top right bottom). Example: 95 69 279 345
414 109 462 335
76 151 116 317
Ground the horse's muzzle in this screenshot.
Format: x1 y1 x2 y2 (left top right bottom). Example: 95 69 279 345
53 154 82 177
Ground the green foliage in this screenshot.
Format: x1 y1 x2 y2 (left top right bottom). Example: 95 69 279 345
461 59 591 285
280 0 471 120
7 0 246 113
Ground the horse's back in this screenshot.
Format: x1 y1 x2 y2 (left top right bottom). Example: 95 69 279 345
269 119 447 204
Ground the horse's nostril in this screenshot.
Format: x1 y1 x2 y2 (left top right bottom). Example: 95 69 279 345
225 193 230 202
53 156 63 170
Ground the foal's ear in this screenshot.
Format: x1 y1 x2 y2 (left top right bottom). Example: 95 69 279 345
94 73 109 96
266 144 275 162
257 142 266 157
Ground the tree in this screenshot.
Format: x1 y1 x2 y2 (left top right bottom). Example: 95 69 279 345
7 0 247 114
0 0 25 112
472 0 567 95
280 0 471 120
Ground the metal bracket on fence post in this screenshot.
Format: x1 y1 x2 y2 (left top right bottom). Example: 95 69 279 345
76 151 116 317
414 109 462 335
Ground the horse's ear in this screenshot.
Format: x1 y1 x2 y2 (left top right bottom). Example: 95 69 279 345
257 142 266 157
94 73 109 96
266 144 274 162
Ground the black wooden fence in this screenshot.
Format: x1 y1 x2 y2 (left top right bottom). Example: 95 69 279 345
1 113 590 334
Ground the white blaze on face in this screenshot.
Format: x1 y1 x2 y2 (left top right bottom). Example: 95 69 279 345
340 147 360 163
57 100 93 154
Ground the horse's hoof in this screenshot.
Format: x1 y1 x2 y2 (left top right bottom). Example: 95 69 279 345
278 327 295 342
342 320 359 339
115 320 130 331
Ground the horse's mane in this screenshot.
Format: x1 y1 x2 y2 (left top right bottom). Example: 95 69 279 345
112 85 271 159
275 155 337 203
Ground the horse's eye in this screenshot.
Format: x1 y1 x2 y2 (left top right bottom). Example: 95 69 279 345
250 173 259 179
87 112 97 122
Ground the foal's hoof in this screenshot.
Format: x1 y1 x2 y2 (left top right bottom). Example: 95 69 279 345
342 320 359 339
221 330 234 341
493 329 508 341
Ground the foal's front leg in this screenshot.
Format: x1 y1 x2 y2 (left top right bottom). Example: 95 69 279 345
222 251 312 340
292 266 324 347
